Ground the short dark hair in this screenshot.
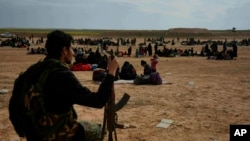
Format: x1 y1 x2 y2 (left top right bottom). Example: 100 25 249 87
45 30 73 59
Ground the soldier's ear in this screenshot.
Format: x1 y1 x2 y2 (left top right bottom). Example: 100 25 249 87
62 46 68 55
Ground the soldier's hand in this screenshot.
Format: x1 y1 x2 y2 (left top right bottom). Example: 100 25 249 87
107 56 118 76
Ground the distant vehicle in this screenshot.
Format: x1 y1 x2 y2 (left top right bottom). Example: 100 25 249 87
0 32 16 38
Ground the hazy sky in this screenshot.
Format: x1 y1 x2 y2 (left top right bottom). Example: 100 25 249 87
0 0 249 30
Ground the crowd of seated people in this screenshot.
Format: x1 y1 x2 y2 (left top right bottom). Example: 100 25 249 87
155 45 198 57
0 36 30 47
200 42 238 60
27 47 47 55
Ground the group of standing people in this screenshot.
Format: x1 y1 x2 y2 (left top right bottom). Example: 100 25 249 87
136 42 159 57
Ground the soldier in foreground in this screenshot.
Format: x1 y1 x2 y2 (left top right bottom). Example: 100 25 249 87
9 30 118 141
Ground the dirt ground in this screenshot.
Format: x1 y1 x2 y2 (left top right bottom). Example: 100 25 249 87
0 36 250 141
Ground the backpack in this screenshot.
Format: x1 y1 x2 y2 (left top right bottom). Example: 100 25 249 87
9 59 78 141
150 72 162 85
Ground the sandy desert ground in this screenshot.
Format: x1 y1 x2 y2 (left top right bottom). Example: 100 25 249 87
0 36 250 141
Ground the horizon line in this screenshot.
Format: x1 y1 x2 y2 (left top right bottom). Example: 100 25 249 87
0 27 249 31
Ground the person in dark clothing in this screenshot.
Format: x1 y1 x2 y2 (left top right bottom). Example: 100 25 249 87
147 43 153 56
128 46 132 56
204 44 209 53
141 60 152 75
154 43 158 54
98 54 108 69
120 61 137 80
232 43 238 58
210 41 218 55
15 30 119 141
223 40 227 53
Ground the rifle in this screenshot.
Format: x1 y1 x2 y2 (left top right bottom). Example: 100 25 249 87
98 49 115 141
107 49 117 141
101 50 134 141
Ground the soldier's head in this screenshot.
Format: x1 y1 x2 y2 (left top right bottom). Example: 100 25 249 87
45 30 74 64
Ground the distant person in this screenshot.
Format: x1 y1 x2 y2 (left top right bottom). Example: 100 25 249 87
204 43 211 56
232 43 238 58
120 61 137 80
150 54 158 72
136 48 140 57
128 46 132 56
154 43 158 54
147 43 153 56
223 39 227 53
210 41 218 55
141 60 152 75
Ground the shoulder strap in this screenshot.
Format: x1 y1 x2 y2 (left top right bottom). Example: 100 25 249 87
20 59 67 96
